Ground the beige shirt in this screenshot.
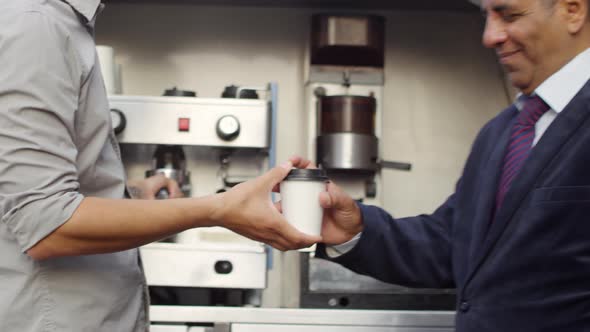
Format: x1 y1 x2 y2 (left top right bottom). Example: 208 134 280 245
0 0 148 331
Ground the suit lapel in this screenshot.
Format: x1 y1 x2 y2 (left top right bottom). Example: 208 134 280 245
466 83 590 282
467 106 516 266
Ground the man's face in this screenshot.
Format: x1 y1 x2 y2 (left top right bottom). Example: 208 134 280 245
481 0 567 94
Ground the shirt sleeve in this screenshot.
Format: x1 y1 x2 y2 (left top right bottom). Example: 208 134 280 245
0 10 85 252
325 232 362 258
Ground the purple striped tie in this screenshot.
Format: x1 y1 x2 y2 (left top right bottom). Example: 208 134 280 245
495 95 550 211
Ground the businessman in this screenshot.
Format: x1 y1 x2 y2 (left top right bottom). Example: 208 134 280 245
293 0 590 330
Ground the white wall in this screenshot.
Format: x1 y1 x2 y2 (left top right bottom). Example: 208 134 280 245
380 11 510 217
95 4 511 307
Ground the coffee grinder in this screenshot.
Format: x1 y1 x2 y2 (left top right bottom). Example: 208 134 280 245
305 14 411 205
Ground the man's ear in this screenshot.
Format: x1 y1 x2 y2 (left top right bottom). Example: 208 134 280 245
559 0 588 34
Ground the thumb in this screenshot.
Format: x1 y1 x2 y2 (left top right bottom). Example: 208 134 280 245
322 181 351 210
150 174 169 192
260 161 292 190
167 179 183 198
319 191 333 209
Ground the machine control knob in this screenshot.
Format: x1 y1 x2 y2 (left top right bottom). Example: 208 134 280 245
214 260 233 274
216 115 240 141
110 109 126 135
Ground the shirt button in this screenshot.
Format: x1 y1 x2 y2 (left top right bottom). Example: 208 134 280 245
460 301 470 312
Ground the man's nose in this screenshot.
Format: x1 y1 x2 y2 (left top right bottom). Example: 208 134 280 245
482 17 507 48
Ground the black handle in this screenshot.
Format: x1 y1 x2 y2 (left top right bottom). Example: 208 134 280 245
110 108 127 135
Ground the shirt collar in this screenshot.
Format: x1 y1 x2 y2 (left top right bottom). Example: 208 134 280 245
533 47 590 113
61 0 102 22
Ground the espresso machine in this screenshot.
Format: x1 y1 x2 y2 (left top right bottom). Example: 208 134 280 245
290 14 454 310
108 83 277 307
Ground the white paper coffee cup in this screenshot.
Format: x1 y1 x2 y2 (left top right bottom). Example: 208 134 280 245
280 169 328 241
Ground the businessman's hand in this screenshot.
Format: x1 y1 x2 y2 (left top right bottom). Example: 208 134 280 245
289 156 363 245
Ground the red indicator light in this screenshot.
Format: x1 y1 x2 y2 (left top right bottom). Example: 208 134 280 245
178 118 190 132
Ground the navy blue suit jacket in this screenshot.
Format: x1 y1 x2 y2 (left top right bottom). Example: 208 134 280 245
318 80 590 331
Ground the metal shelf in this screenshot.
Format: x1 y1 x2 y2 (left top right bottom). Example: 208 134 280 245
102 0 478 12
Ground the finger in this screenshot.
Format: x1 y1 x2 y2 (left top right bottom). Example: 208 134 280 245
259 161 292 190
295 233 322 247
289 155 312 169
288 155 303 167
321 181 353 210
272 183 281 193
319 191 333 209
289 155 317 169
272 176 288 193
262 220 321 251
142 175 167 200
249 222 291 251
273 235 314 252
167 179 183 198
149 173 168 190
270 243 288 252
147 174 175 199
273 200 283 213
278 222 322 248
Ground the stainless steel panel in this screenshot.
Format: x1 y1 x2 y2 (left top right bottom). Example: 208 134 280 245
140 243 266 289
150 326 189 332
108 95 271 148
232 325 453 332
317 133 378 172
300 255 455 310
149 306 455 327
308 256 407 292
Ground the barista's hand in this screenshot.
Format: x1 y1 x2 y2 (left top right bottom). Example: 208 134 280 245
288 155 363 245
213 161 322 251
126 174 183 200
288 155 316 169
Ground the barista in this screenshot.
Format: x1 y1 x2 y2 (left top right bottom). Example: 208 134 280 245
0 1 318 331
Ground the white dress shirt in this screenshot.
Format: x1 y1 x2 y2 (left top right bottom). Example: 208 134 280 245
525 47 590 146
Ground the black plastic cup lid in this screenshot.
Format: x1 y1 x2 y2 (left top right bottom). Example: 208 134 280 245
284 168 328 181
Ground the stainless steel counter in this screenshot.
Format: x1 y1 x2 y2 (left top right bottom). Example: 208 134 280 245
150 306 455 332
